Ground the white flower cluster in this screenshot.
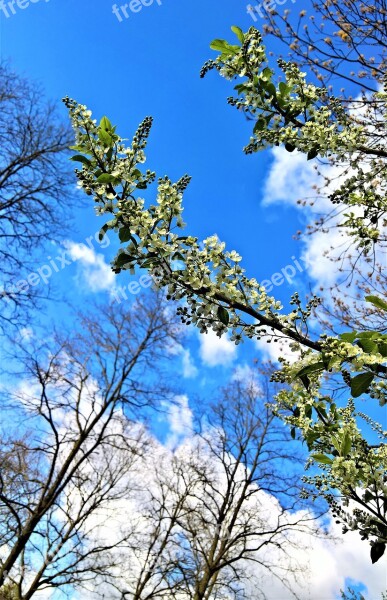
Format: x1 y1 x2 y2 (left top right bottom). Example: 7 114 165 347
207 27 386 252
64 50 386 551
63 96 303 349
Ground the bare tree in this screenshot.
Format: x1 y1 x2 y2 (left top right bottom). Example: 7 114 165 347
0 62 76 330
180 381 324 600
255 0 387 333
100 377 327 600
115 448 202 600
261 0 386 92
0 291 180 598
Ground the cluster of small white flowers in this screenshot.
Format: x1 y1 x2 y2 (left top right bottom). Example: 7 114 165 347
217 28 267 81
64 88 386 550
321 337 384 371
209 30 367 158
208 27 386 252
63 97 298 347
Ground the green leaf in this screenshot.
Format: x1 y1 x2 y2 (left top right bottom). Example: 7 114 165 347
140 258 157 269
304 404 312 419
210 39 239 56
266 82 277 98
115 252 132 268
234 83 248 93
356 331 380 339
100 116 113 131
364 490 375 503
290 427 296 440
331 437 341 454
254 119 267 133
312 454 333 465
217 306 230 326
350 372 374 398
97 173 118 183
231 25 244 43
300 375 310 391
315 403 328 420
340 431 352 457
340 331 358 343
307 148 318 160
365 295 387 311
378 342 387 358
305 431 320 450
285 143 295 152
261 67 272 82
119 227 132 243
371 542 386 564
70 155 92 166
98 223 109 242
279 81 291 96
295 361 325 379
210 38 228 51
69 144 94 156
98 129 113 147
327 355 341 370
357 339 378 354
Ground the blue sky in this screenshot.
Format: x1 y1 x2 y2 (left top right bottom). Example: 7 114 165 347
0 0 310 352
0 0 315 395
1 1 386 598
0 0 302 276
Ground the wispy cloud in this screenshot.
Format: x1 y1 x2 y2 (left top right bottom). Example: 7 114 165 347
199 330 238 367
181 348 199 378
64 241 115 292
165 394 193 447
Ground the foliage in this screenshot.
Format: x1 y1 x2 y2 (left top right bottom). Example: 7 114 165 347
64 25 386 562
258 3 387 336
201 27 387 253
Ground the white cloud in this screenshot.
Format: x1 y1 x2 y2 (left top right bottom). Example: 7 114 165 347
231 363 262 394
261 147 347 292
64 241 115 292
181 348 198 378
18 327 34 341
199 330 238 367
262 106 380 296
263 146 321 208
164 395 193 448
241 517 386 600
163 341 198 379
76 428 387 600
301 226 350 288
255 335 301 364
